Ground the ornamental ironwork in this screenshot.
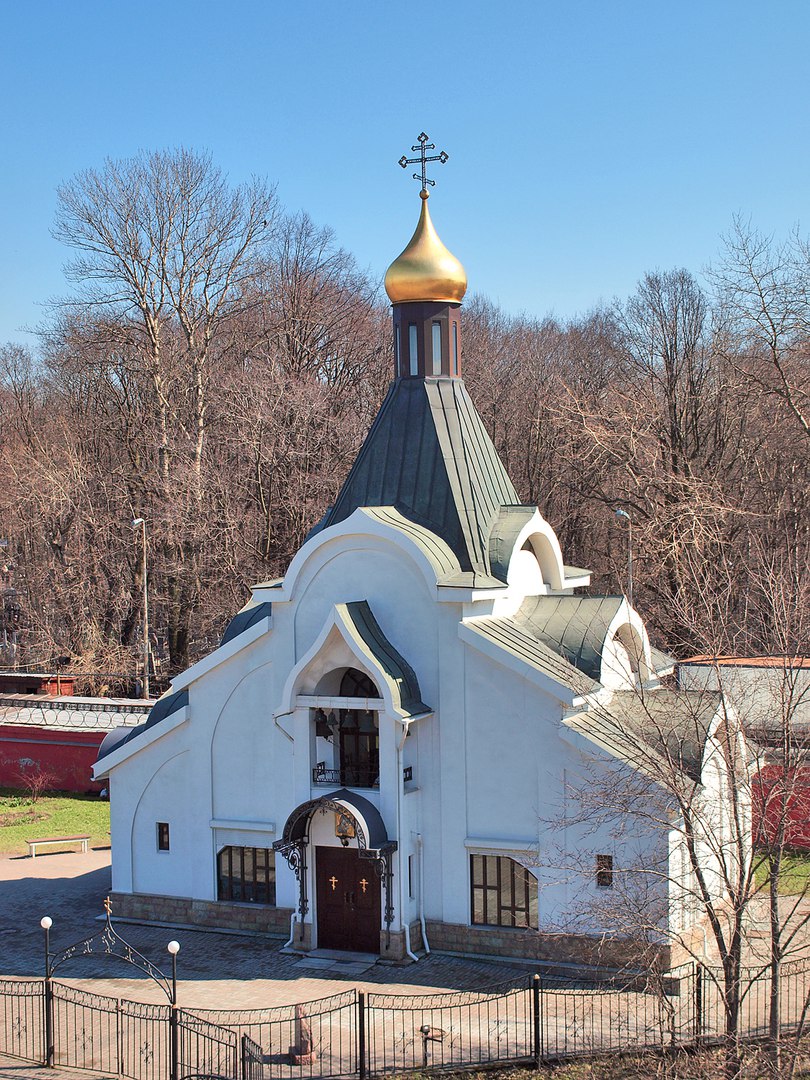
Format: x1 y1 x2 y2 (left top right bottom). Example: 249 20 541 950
398 132 449 193
44 896 175 1000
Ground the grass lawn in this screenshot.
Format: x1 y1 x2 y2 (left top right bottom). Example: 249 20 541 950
0 787 110 855
754 850 810 895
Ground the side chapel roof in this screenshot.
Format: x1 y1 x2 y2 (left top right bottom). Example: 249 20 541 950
568 689 722 782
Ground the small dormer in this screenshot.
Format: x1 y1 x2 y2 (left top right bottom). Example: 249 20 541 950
490 507 591 597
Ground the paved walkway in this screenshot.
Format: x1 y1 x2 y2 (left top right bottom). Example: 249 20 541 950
0 1055 109 1079
0 850 533 1009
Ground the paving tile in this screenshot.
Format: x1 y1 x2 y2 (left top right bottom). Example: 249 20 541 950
0 850 534 1012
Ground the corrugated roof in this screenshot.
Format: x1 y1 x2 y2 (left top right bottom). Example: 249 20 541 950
573 689 721 782
339 601 429 717
320 378 519 576
464 617 598 696
515 595 624 682
683 655 810 669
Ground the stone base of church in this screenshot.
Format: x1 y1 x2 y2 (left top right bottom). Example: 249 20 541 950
109 891 294 936
424 921 670 971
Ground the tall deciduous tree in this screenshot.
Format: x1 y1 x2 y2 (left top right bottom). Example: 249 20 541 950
51 148 278 667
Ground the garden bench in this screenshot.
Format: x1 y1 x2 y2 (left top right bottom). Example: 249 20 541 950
26 835 91 858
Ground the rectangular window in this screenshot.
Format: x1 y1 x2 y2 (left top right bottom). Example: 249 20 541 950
408 854 414 899
596 854 614 888
470 854 537 929
395 325 401 375
432 322 442 375
157 822 170 851
409 324 418 376
453 323 459 375
217 846 276 905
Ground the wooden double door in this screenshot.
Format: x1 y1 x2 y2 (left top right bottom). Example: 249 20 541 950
315 846 381 953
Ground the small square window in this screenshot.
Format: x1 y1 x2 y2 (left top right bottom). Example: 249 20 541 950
596 854 613 888
157 822 170 851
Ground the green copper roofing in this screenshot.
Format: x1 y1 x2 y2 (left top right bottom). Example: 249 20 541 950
318 378 519 577
488 507 537 583
573 689 720 782
338 600 429 717
515 595 625 681
464 617 597 696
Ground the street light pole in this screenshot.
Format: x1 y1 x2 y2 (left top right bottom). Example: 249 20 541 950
614 508 634 609
41 916 53 1066
131 518 150 699
167 940 180 1080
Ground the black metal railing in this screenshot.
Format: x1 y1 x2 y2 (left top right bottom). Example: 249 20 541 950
3 963 810 1079
312 763 379 788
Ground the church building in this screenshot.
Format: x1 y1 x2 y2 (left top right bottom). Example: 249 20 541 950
95 140 737 966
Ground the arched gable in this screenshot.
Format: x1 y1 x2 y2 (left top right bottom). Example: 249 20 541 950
278 601 430 720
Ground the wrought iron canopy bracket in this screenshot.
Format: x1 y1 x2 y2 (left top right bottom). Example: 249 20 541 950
273 838 309 918
368 845 396 930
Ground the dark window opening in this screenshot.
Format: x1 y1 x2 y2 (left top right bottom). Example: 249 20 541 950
339 668 378 698
470 854 537 929
217 846 276 904
312 668 380 788
157 822 170 851
338 708 379 787
596 854 614 888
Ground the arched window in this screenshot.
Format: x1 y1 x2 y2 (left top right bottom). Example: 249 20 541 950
340 668 378 698
312 668 380 788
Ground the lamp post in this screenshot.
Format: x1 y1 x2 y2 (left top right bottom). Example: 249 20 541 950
41 916 53 1066
131 518 150 699
167 940 180 1080
614 508 634 609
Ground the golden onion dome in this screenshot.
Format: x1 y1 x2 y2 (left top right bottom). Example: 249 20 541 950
384 191 467 304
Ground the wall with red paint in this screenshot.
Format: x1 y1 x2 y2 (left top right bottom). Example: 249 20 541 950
753 765 810 851
0 725 106 792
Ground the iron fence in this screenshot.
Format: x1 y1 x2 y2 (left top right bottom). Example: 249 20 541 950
189 989 358 1079
365 980 533 1073
2 962 810 1079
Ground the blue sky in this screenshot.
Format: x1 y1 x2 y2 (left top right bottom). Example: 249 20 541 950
1 1 808 345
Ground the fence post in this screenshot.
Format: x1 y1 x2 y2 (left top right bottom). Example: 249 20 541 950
694 963 704 1045
169 1003 178 1080
43 976 53 1067
532 974 542 1068
358 991 366 1080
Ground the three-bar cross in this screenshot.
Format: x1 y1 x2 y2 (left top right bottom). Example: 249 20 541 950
399 132 449 192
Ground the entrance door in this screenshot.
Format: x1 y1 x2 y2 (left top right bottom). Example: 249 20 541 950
316 846 381 953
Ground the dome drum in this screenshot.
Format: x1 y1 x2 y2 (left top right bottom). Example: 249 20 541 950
393 301 462 379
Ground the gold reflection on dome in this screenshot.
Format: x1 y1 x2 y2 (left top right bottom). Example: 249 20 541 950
384 191 467 304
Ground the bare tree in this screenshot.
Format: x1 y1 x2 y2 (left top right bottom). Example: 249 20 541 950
50 148 278 668
712 217 810 445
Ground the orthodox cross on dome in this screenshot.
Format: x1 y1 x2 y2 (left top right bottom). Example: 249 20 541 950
398 132 449 193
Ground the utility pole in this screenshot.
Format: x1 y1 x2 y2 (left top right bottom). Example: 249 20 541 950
614 508 634 609
131 518 150 699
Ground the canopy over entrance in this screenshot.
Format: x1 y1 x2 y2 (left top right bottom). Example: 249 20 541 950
274 790 396 937
275 788 397 859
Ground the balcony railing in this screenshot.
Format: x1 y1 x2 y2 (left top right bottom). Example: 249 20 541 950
312 762 379 788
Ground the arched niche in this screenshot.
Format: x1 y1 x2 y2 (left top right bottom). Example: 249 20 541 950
312 664 380 699
601 620 652 689
507 529 564 594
